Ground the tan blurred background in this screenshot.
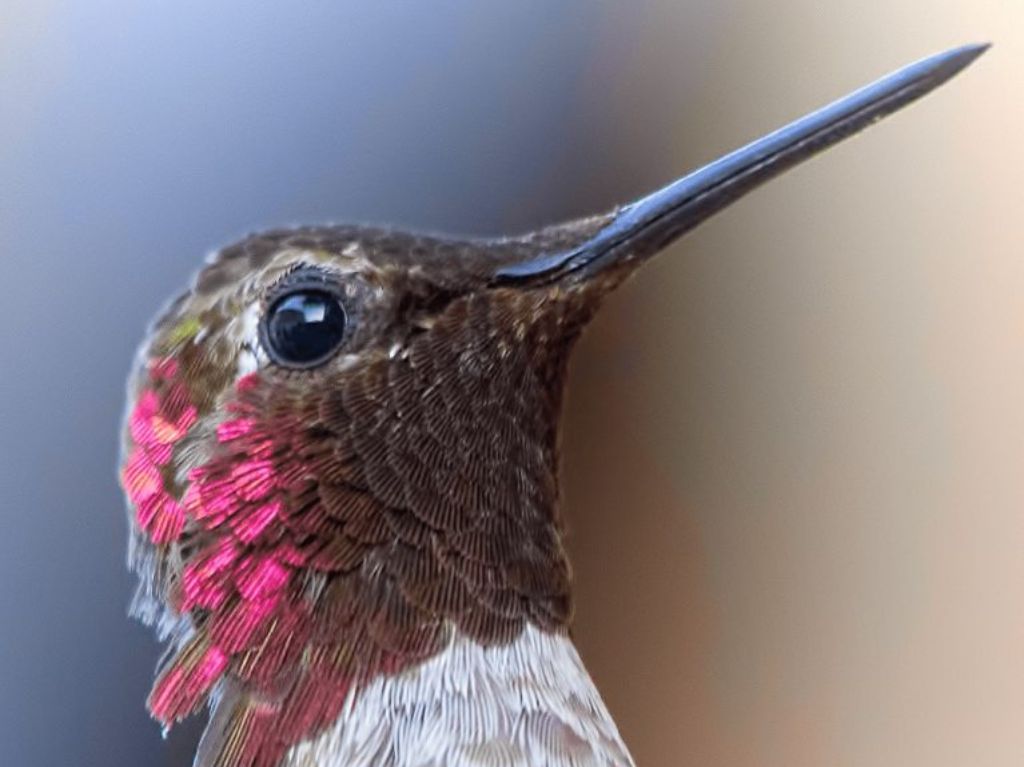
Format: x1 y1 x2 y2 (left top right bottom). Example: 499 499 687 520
0 1 1020 766
566 3 1024 767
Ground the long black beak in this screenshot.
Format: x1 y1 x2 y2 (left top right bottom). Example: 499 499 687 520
494 43 988 286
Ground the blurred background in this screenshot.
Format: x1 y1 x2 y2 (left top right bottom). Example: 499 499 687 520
0 2 1020 765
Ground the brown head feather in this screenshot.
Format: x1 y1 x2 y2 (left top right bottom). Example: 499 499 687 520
120 219 615 767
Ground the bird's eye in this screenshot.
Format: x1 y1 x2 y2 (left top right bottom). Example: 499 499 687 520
260 288 347 369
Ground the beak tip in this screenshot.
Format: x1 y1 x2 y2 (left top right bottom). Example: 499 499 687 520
935 42 991 79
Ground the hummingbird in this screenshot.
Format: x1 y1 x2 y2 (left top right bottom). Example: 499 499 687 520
119 44 986 767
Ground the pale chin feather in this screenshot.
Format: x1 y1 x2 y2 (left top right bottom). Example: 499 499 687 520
283 627 635 767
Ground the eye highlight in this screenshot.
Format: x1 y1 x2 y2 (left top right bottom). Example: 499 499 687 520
260 276 348 369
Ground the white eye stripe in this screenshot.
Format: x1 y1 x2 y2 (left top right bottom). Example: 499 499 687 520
229 302 263 378
236 346 261 377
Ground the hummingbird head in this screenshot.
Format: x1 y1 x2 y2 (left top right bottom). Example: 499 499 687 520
119 45 985 767
120 217 628 763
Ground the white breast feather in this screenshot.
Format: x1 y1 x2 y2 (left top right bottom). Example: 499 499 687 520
282 627 634 767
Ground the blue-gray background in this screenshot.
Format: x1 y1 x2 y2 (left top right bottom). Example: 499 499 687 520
1 3 1018 766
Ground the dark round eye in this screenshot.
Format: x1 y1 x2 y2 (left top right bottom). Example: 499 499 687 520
261 289 347 368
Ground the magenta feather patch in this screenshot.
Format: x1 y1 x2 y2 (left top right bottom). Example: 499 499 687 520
122 358 196 544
